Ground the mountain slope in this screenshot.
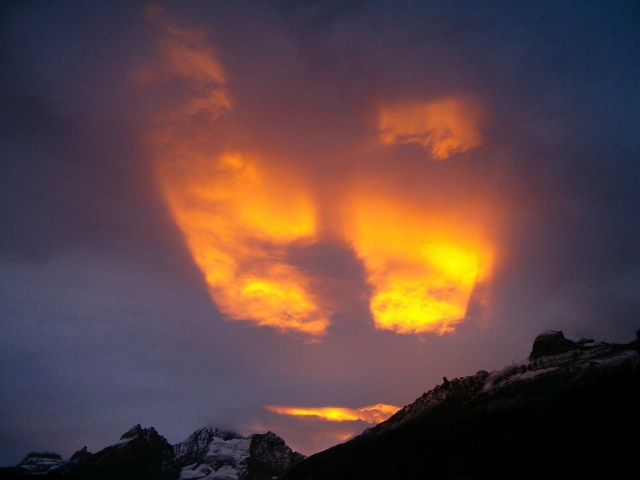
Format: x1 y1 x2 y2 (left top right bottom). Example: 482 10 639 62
281 331 640 480
1 426 303 480
67 424 178 480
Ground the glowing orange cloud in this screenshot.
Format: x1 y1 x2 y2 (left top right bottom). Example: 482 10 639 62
265 403 400 423
142 10 494 338
378 97 483 159
344 192 493 334
157 152 329 335
143 10 329 335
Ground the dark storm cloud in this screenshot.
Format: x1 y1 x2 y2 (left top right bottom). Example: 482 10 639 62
1 0 639 465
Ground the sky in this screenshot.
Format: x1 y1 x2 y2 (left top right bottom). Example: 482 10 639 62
1 0 639 465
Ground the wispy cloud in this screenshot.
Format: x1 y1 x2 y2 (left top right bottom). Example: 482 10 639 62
378 97 484 160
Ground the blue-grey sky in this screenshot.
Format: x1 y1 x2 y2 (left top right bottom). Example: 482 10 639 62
1 0 639 465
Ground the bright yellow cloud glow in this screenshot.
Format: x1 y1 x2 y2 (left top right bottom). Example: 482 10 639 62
143 10 328 335
142 10 494 338
345 193 493 334
265 403 400 423
156 151 329 336
378 97 483 159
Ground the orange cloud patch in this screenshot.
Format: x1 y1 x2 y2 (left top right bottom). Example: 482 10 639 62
265 403 400 423
344 193 493 334
378 97 483 159
142 10 494 338
143 9 329 335
156 152 329 335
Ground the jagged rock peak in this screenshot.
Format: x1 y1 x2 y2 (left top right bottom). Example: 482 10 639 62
120 423 161 441
529 330 578 359
174 427 245 464
120 423 143 439
249 431 306 477
69 446 92 463
250 430 284 444
196 426 243 441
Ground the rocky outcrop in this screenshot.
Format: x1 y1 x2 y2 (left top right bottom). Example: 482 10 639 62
68 446 92 465
246 432 306 480
528 330 578 359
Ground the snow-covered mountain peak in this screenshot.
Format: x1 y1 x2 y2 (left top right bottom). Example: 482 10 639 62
16 452 66 474
174 428 304 480
176 429 251 480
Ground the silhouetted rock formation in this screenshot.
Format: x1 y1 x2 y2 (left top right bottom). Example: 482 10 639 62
68 447 91 465
69 424 178 480
282 331 640 480
528 330 578 359
247 432 306 480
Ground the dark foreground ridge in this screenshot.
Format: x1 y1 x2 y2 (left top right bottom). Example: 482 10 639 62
0 426 304 480
3 330 639 480
281 330 640 480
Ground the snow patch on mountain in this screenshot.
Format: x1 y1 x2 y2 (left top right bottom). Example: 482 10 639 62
176 429 251 480
173 428 305 480
16 452 66 474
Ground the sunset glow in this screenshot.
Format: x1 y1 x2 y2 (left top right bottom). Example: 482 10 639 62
265 404 400 423
144 9 493 337
156 151 329 335
145 12 329 335
345 194 493 334
378 98 483 159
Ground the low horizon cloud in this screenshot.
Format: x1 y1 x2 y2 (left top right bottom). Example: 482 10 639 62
265 403 400 424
